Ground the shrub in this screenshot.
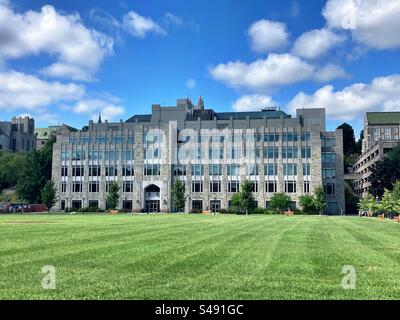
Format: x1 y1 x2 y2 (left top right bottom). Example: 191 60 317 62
191 208 202 214
252 208 267 215
269 193 291 213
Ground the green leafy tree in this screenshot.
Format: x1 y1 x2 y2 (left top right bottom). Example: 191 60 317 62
238 180 255 215
230 193 242 213
106 182 120 210
358 193 377 213
378 189 397 214
370 144 400 197
337 123 357 156
0 151 26 192
172 180 186 212
269 193 291 213
313 185 327 215
41 180 57 211
16 137 55 203
299 194 317 213
392 181 400 214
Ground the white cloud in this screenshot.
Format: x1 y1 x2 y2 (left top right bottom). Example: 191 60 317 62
0 71 84 111
40 63 94 82
73 99 125 121
248 20 289 53
287 75 400 120
164 12 184 26
123 11 166 38
0 3 113 81
292 28 345 59
314 64 349 82
232 95 276 112
210 53 347 91
186 78 196 89
323 0 400 50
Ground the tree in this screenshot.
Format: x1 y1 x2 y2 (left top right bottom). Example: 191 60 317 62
0 151 26 192
106 182 120 210
313 185 327 215
238 180 255 215
172 180 186 212
299 194 317 213
369 144 400 197
269 193 291 213
41 180 57 211
377 189 397 215
16 137 55 203
230 193 242 213
358 193 377 213
337 123 357 156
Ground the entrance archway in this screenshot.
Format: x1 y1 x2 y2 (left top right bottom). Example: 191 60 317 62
144 184 161 212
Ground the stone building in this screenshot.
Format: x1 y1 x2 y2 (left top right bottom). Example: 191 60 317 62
51 98 345 214
35 124 76 150
352 112 400 196
0 116 35 152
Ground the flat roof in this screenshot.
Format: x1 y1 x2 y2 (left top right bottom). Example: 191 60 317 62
366 112 400 125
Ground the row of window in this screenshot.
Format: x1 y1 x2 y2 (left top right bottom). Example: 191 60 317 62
64 163 314 177
178 132 311 143
62 150 135 161
69 136 135 145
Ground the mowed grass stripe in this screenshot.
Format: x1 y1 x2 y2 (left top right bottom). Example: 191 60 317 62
0 214 399 299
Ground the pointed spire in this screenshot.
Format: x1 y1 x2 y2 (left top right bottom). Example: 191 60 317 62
98 113 102 124
197 95 204 110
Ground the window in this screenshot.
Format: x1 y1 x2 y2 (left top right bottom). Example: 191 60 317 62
228 181 240 193
192 181 203 193
227 164 240 176
72 181 83 193
323 168 336 179
246 164 259 176
61 182 66 193
105 151 119 161
192 164 204 176
72 166 84 177
89 181 99 193
71 200 82 210
192 200 203 210
144 164 160 176
123 181 133 193
282 133 298 142
61 200 66 211
89 200 99 208
304 181 310 194
89 165 101 177
209 148 224 160
61 166 68 177
105 166 118 177
303 164 311 176
266 181 277 193
282 147 298 159
283 164 297 176
229 148 241 159
123 200 133 211
264 147 279 159
322 152 336 163
122 150 134 161
250 182 258 193
285 181 297 193
209 165 222 176
301 147 311 159
325 183 335 195
173 165 187 176
264 164 277 176
264 133 279 142
301 132 310 141
210 181 221 193
122 165 134 176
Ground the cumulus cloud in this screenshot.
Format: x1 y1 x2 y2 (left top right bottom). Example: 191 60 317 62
323 0 400 50
314 64 349 82
0 71 84 111
123 11 166 38
232 95 276 112
209 53 346 91
0 3 113 81
287 75 400 120
292 28 345 59
248 20 289 53
40 63 95 82
73 99 125 121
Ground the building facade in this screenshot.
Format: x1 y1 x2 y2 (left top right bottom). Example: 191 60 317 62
35 124 76 150
353 112 400 196
0 116 36 152
52 98 345 214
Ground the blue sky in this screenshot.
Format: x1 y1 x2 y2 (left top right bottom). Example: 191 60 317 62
1 0 400 137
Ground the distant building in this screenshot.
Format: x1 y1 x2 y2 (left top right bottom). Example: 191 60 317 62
35 124 76 150
352 112 400 196
52 97 345 214
0 116 36 152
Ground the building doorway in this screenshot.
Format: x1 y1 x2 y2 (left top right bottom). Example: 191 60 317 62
144 184 161 213
210 200 221 213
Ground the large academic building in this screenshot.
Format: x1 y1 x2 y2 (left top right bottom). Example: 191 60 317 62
51 97 345 214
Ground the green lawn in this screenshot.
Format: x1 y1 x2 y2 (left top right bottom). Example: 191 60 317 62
0 214 399 300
